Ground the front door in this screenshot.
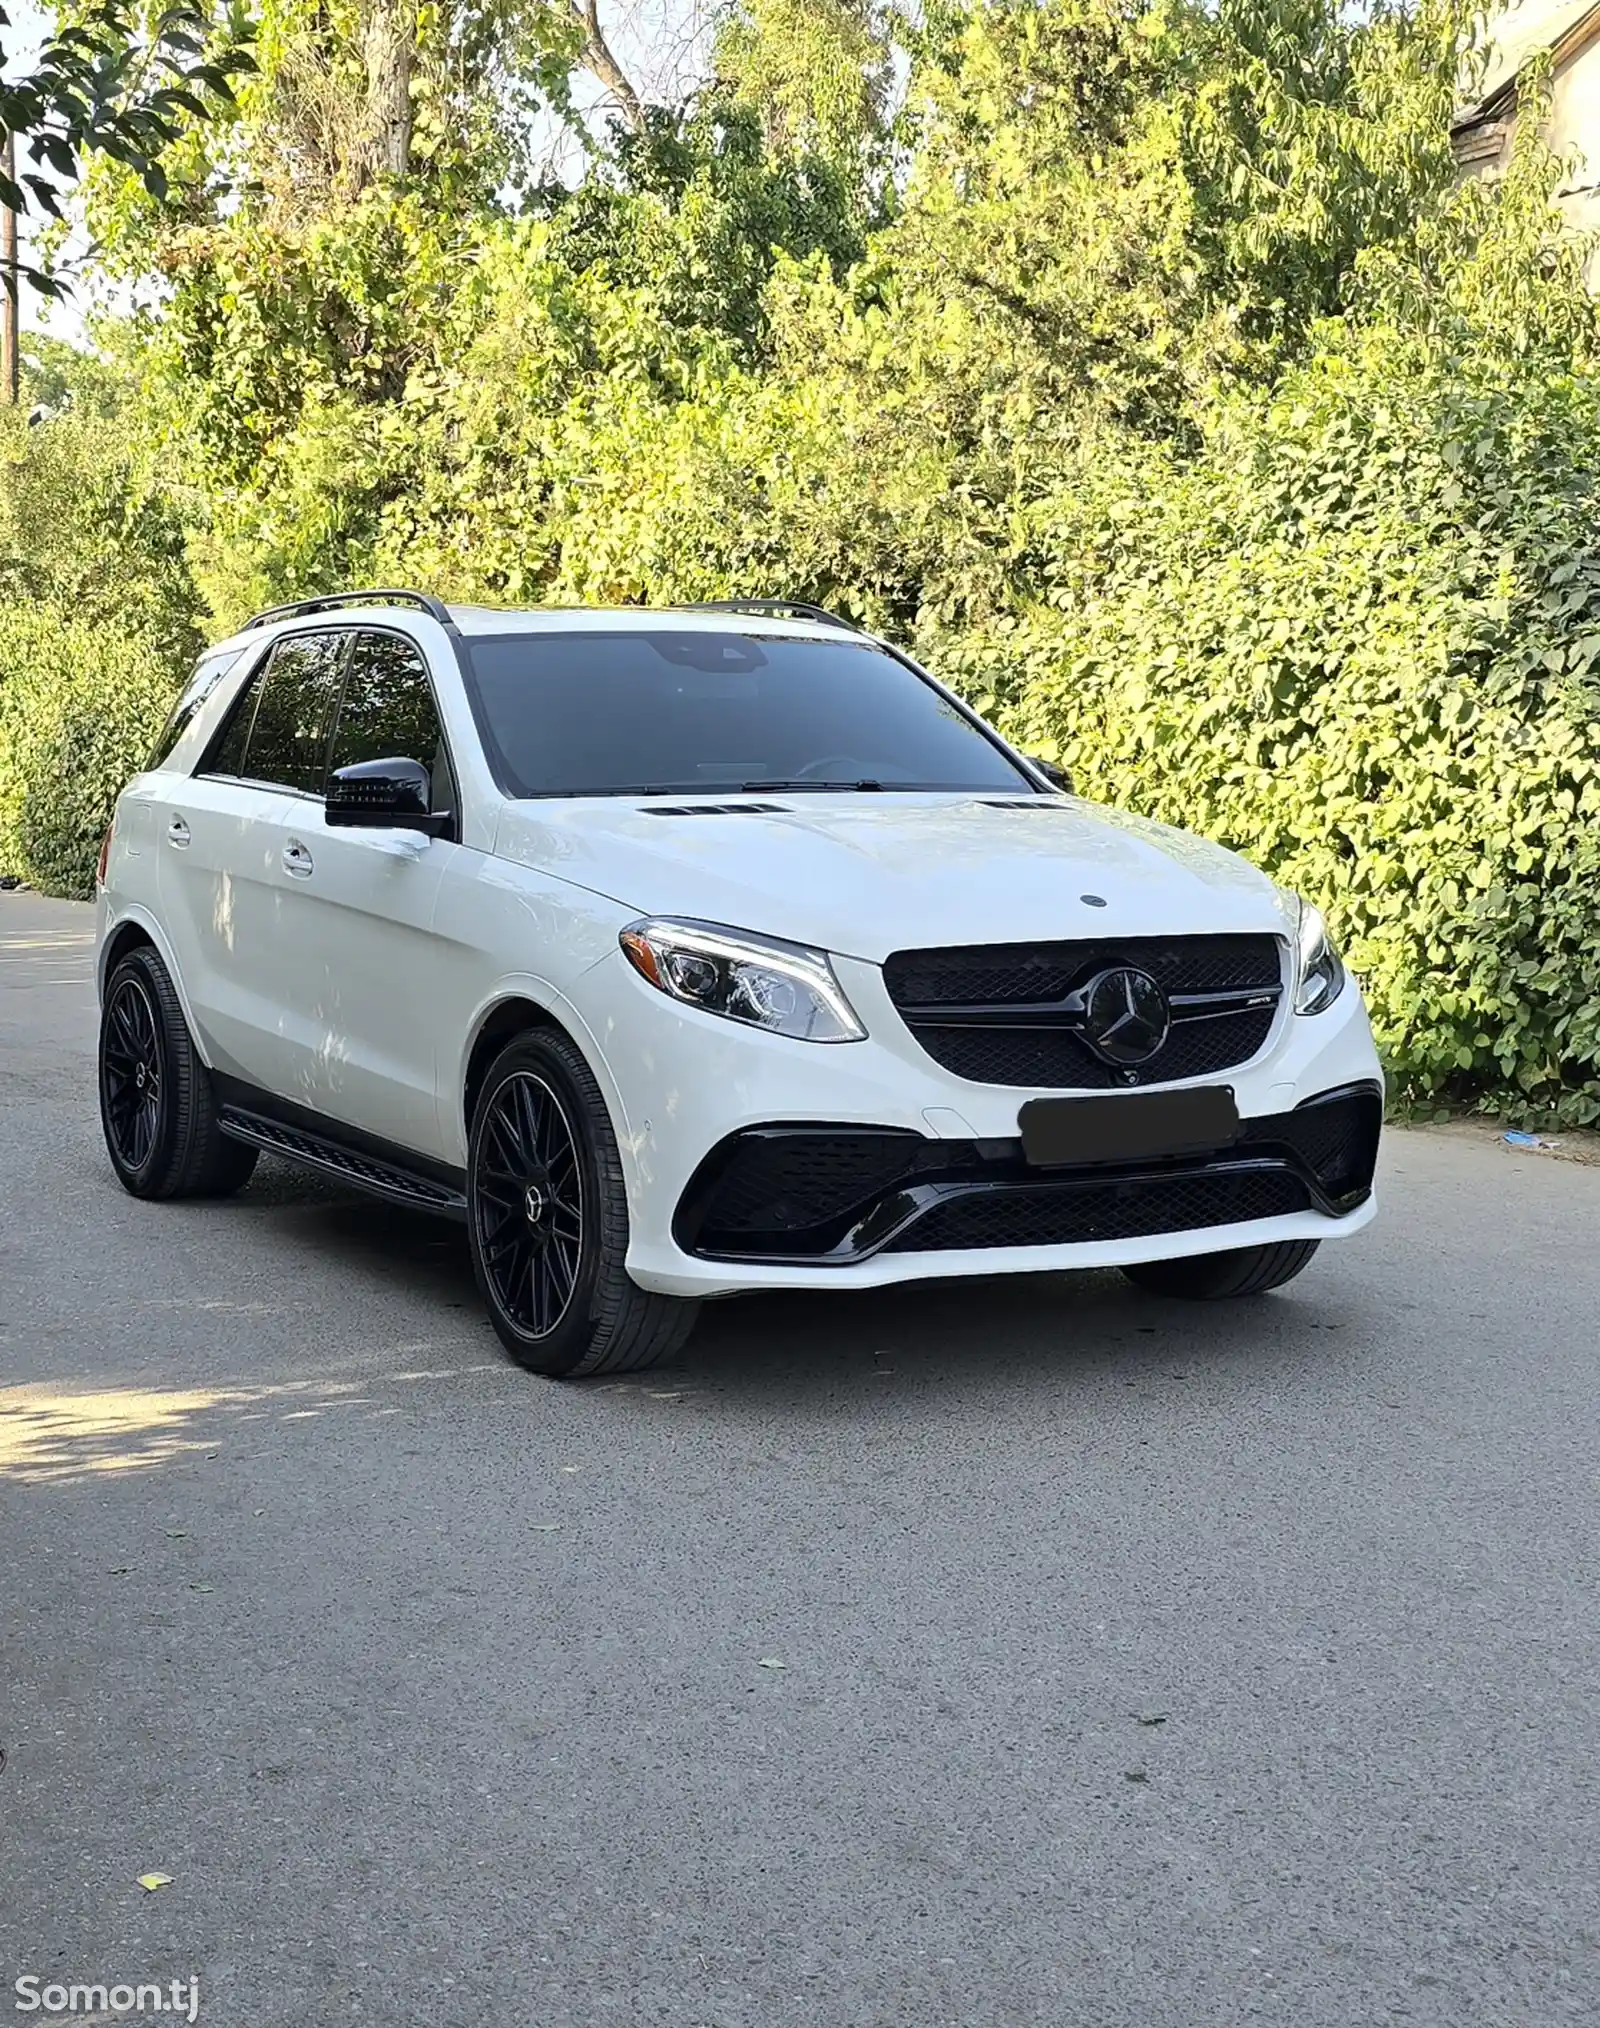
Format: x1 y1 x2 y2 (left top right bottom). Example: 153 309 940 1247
262 628 462 1160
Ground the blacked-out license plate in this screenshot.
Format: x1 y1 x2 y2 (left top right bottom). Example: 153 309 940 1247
1019 1088 1240 1168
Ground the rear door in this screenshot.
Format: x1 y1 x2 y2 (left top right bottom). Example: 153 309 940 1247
157 630 347 1091
263 628 459 1156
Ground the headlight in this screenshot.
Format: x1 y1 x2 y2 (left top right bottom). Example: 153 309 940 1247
619 918 866 1043
1293 898 1346 1015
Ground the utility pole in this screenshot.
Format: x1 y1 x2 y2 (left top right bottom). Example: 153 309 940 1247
1 130 18 407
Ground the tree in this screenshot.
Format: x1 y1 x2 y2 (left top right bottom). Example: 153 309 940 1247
356 0 417 182
713 0 894 185
0 0 251 293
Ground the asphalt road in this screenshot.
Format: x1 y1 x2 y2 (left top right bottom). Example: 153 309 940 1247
2 889 1596 2028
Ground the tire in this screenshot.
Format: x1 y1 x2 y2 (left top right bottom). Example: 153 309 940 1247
98 946 259 1201
1121 1238 1321 1301
466 1028 700 1378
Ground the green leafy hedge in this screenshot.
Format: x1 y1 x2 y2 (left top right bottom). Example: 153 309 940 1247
0 363 199 898
932 345 1600 1124
0 610 179 898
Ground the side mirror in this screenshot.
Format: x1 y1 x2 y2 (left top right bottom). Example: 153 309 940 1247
327 757 451 838
1027 756 1074 794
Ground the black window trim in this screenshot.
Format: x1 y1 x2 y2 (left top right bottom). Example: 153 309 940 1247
178 639 274 779
197 621 462 824
149 642 260 774
456 627 1044 802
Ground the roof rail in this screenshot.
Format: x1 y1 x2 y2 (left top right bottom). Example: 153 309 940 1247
678 598 859 633
242 589 456 632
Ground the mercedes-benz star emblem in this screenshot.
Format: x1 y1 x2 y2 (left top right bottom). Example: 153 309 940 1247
1081 967 1171 1066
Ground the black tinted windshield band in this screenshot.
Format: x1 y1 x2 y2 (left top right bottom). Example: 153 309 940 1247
460 632 1032 800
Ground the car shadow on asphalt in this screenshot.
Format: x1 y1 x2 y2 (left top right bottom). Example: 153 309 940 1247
236 1160 1366 1403
5 1159 1368 1490
680 1272 1362 1395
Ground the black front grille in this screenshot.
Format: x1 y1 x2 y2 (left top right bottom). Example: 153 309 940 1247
885 935 1280 1006
887 1168 1310 1253
883 934 1285 1089
917 1010 1275 1090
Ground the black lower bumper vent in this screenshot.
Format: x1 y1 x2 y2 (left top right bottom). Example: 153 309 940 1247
886 1168 1308 1253
673 1082 1382 1266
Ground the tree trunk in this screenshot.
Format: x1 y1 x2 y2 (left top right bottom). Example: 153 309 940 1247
355 0 415 187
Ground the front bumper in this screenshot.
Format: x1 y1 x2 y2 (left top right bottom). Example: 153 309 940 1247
591 948 1385 1298
676 1083 1382 1264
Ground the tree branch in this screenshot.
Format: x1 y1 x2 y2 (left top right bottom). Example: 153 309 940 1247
569 0 645 132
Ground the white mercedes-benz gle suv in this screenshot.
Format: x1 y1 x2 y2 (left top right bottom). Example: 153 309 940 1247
95 592 1383 1376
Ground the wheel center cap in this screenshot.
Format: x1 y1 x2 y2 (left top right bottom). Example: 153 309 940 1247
523 1183 545 1226
135 1063 147 1090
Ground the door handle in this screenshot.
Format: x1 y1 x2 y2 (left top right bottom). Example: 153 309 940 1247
282 838 314 879
166 815 191 848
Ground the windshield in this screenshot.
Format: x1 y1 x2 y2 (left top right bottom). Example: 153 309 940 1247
460 630 1035 798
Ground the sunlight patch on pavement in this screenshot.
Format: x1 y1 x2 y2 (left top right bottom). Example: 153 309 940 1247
0 1376 386 1485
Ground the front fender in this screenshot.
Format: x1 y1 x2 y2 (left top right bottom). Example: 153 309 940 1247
450 976 638 1189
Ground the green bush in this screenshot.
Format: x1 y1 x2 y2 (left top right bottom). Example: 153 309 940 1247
0 386 200 667
0 610 180 898
931 345 1600 1124
0 351 200 898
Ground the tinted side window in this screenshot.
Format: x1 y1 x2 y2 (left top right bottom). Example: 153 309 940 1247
148 648 250 770
239 633 349 792
329 633 451 812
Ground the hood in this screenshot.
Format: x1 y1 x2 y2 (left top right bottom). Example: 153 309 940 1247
492 793 1295 961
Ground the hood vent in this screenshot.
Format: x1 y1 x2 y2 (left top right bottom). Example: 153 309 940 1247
640 801 791 816
976 797 1072 811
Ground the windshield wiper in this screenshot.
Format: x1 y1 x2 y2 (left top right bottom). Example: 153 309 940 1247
737 778 894 792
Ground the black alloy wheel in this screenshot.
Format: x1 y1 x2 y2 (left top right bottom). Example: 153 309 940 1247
101 971 165 1178
467 1028 699 1377
475 1071 586 1342
97 944 259 1200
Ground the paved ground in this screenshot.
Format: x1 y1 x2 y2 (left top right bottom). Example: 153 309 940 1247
1 890 1596 2028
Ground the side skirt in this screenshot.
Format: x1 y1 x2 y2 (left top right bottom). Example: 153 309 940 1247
212 1076 468 1221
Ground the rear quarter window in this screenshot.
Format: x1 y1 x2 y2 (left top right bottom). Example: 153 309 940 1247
147 648 252 771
